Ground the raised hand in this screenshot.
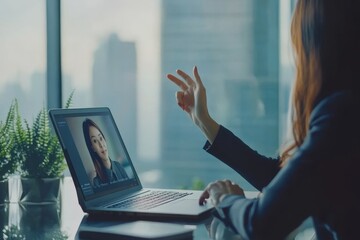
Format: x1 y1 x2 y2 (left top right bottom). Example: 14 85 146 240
167 66 220 143
166 66 209 125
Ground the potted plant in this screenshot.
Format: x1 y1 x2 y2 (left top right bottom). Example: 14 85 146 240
0 102 18 204
13 93 73 204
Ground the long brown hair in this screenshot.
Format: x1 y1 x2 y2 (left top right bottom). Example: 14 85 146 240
281 0 360 165
83 118 108 182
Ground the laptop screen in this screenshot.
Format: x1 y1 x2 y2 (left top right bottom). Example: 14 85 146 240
49 108 140 201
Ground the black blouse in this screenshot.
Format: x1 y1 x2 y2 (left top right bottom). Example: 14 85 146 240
204 91 360 239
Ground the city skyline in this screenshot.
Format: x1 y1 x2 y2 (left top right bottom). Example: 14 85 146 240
0 0 294 163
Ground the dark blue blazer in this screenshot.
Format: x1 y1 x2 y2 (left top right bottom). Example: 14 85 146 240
204 91 360 239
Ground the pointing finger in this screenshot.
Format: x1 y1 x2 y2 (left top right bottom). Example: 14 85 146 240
199 189 210 205
167 74 188 91
176 69 195 86
199 181 216 205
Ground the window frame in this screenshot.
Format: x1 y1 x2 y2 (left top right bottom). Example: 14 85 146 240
46 0 62 109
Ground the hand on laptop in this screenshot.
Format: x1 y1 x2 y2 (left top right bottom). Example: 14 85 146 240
199 180 245 206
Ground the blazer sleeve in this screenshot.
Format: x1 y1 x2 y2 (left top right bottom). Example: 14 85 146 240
204 126 280 190
213 92 354 239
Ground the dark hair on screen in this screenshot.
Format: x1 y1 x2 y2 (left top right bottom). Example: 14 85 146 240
82 118 107 182
281 0 360 165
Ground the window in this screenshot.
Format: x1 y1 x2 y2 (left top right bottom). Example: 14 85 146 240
62 0 296 190
0 0 46 121
0 0 295 191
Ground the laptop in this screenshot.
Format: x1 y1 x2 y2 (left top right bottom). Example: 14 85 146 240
49 107 213 221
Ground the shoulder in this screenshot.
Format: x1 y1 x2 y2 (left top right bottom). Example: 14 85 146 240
304 90 359 153
111 160 126 171
310 90 359 128
111 160 128 178
112 160 123 167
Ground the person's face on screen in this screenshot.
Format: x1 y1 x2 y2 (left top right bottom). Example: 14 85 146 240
89 125 109 163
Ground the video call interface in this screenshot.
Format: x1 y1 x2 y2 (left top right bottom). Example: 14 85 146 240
54 112 138 200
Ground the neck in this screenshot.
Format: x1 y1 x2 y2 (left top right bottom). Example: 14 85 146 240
102 158 111 169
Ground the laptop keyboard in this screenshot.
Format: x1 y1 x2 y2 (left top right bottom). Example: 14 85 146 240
107 190 193 210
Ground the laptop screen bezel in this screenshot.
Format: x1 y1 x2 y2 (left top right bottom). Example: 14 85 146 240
49 107 143 204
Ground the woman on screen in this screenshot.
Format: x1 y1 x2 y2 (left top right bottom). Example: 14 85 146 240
82 118 129 188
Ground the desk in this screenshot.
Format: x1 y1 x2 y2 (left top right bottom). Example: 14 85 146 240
0 177 243 239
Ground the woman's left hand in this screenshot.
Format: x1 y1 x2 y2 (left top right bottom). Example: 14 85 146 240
199 180 245 206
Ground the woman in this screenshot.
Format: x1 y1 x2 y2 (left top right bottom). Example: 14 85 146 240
82 118 129 188
167 0 360 239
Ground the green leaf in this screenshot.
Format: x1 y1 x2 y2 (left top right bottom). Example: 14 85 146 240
11 92 74 178
0 100 19 180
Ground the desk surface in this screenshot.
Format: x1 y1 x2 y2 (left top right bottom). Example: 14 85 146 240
0 177 245 240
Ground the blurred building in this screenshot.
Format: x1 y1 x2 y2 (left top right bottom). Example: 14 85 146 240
160 0 280 165
92 33 137 158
